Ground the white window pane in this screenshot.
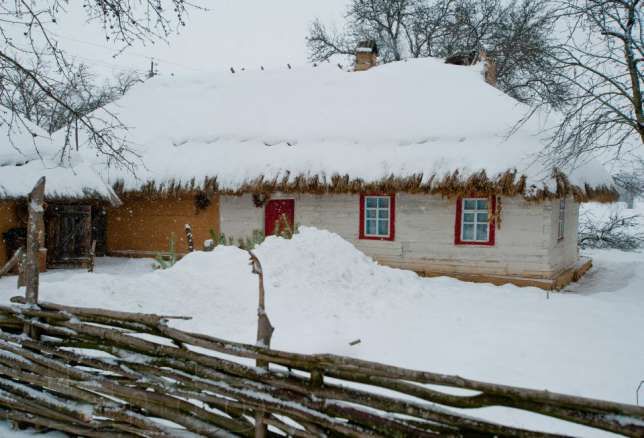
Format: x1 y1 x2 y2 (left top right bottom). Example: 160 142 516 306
464 199 476 210
476 223 489 241
378 220 389 236
366 219 377 235
378 197 389 208
463 212 475 222
378 209 389 219
462 224 474 240
366 209 376 218
477 212 488 222
366 197 377 208
477 199 488 210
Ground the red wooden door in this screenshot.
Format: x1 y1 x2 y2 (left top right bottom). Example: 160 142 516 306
265 199 294 236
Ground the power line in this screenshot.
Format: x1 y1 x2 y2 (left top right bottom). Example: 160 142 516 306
49 30 214 74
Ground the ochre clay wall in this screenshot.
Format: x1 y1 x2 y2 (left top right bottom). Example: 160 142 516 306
106 194 219 257
0 201 19 266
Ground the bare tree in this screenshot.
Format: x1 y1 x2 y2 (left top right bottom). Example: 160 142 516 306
308 0 415 63
403 0 453 58
613 157 644 208
307 0 566 106
579 209 643 249
440 0 565 106
1 0 201 171
348 0 415 62
3 61 142 133
544 0 643 166
308 19 356 62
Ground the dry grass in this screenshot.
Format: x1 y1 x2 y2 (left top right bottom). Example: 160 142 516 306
112 169 618 203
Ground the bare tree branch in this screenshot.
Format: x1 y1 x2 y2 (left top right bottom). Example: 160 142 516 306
1 0 203 172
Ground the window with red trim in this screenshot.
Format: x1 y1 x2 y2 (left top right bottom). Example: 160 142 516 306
454 197 496 246
359 194 395 241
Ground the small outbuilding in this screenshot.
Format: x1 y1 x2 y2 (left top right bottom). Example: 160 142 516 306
1 55 617 289
0 116 119 269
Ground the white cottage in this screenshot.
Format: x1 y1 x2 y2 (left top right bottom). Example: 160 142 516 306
1 54 617 289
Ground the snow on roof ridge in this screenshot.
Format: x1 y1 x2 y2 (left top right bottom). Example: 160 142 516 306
3 57 615 202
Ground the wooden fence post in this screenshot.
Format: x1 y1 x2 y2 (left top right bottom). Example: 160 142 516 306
248 251 274 438
87 240 97 273
23 177 45 338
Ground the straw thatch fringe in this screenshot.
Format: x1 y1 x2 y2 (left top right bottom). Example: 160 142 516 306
112 169 618 203
0 188 121 206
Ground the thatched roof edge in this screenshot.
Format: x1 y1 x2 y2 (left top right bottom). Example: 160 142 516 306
0 189 122 207
112 170 618 203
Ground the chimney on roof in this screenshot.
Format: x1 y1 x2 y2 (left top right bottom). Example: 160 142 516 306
444 49 496 87
354 40 379 71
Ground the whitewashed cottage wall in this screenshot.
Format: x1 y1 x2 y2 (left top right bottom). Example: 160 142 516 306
219 193 580 279
545 197 580 274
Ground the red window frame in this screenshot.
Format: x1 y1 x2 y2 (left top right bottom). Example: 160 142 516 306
359 194 396 241
454 196 496 246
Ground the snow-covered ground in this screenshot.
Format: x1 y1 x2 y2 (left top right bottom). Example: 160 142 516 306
1 203 642 436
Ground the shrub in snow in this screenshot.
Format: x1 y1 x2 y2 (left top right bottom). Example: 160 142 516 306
205 228 267 252
154 233 178 269
238 229 266 250
272 215 295 240
578 209 643 250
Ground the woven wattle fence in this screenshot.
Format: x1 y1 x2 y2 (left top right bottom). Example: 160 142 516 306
0 297 642 437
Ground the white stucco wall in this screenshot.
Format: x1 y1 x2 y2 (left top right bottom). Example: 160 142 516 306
219 193 580 279
545 197 580 274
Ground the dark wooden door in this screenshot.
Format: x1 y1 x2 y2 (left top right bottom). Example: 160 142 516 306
46 205 92 266
91 206 107 257
264 199 294 236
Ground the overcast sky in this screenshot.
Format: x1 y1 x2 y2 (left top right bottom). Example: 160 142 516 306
53 0 348 78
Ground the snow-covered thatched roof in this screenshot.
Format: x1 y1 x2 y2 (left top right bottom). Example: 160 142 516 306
14 58 618 202
0 114 118 203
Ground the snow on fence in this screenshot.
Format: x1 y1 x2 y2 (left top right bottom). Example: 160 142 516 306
0 299 644 437
0 180 643 437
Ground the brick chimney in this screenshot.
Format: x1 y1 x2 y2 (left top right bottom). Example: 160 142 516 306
444 49 496 86
355 40 379 71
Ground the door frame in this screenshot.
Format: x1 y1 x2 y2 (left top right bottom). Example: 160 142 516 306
264 199 295 237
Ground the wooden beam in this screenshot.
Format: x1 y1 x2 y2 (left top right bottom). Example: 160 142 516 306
0 247 22 278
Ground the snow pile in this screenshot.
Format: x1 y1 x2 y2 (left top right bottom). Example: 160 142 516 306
118 227 422 337
46 58 612 195
0 116 117 201
254 227 420 307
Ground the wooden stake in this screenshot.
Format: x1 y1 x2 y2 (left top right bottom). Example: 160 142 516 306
24 177 45 339
87 240 97 272
248 251 274 438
